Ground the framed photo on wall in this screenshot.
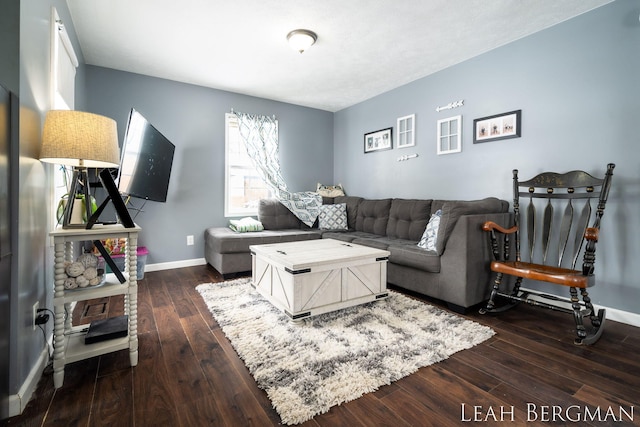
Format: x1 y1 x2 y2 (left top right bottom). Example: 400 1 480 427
364 127 393 153
473 110 522 143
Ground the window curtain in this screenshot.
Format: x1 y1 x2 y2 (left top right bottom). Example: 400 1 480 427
233 111 322 227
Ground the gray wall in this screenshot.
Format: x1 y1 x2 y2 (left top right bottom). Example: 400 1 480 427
14 0 50 400
84 67 334 265
3 0 85 409
334 0 640 314
0 0 68 406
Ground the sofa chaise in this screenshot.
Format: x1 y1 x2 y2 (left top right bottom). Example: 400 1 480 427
204 196 510 311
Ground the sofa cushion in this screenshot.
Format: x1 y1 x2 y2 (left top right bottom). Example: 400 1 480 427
332 196 364 229
435 197 509 254
205 227 321 254
385 199 432 241
258 199 307 230
321 231 355 242
355 198 392 235
322 231 379 243
318 203 348 230
387 243 441 273
351 236 391 250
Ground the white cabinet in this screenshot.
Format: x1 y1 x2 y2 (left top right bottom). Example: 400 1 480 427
49 224 141 389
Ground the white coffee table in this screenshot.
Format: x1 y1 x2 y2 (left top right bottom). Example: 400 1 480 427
250 238 389 322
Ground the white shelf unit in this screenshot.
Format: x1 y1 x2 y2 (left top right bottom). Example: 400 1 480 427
50 224 141 389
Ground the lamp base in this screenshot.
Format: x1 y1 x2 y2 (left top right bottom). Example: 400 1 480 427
62 167 92 229
59 197 85 226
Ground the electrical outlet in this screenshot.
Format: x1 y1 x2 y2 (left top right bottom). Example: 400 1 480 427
32 301 39 330
187 235 194 246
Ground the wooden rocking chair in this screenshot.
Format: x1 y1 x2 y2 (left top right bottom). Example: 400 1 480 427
480 164 615 345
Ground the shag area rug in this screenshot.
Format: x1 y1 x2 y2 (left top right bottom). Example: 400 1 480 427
196 278 495 425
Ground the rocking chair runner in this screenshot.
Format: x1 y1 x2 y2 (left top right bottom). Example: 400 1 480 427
480 164 615 345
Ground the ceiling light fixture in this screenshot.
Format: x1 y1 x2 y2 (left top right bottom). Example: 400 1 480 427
287 29 317 54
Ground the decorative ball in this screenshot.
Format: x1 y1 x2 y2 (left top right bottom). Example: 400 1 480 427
76 275 89 288
77 253 99 269
89 276 103 287
83 267 98 280
65 262 85 278
64 277 77 290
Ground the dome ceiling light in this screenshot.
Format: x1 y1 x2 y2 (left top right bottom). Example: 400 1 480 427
286 29 317 54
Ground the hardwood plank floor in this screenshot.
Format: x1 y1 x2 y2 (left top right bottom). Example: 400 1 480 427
4 265 640 426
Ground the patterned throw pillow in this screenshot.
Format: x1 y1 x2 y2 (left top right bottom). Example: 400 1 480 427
316 183 345 197
417 209 442 251
318 203 348 230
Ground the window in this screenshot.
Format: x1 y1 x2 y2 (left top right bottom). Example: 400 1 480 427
436 115 462 155
51 10 78 110
225 113 273 217
50 9 78 227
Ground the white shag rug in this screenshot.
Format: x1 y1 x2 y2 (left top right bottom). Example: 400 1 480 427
196 278 495 425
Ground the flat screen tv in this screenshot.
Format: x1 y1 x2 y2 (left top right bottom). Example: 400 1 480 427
117 108 175 202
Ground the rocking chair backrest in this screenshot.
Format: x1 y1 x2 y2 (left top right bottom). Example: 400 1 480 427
513 164 615 271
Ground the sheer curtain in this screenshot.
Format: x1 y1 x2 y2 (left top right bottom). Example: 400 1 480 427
234 111 321 227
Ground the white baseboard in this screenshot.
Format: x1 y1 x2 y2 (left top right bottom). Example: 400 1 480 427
604 306 640 328
519 287 640 328
9 342 50 417
144 257 206 273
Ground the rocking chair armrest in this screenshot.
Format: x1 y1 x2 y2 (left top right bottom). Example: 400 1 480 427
584 227 599 242
482 221 518 234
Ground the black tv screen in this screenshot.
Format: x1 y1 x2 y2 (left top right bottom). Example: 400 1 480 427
118 108 175 202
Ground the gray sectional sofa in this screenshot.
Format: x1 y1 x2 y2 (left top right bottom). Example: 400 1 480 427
204 196 510 311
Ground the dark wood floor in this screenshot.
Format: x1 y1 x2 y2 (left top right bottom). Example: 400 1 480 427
5 265 640 426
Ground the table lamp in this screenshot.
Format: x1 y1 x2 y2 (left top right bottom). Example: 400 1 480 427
40 110 120 228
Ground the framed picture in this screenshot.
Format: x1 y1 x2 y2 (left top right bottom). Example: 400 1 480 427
364 127 393 153
396 114 415 148
437 115 462 155
473 110 521 143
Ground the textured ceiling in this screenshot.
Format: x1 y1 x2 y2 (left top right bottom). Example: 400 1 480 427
66 0 611 112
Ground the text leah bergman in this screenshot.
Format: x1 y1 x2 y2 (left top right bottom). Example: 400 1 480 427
461 404 635 423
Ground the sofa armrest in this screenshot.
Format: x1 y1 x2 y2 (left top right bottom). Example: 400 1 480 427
435 198 509 255
437 212 512 308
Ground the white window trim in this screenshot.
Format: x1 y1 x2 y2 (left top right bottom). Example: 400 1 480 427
224 113 234 217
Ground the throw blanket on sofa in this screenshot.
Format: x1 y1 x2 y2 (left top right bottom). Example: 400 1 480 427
277 191 323 228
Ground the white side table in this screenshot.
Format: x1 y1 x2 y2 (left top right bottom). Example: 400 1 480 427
49 224 141 388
